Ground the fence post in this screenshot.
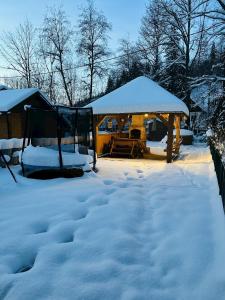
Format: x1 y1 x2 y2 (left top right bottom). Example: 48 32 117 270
209 141 225 213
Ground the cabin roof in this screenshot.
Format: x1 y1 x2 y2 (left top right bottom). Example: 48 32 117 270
0 88 51 112
87 76 189 116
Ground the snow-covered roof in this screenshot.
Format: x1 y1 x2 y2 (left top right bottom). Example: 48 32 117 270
88 76 189 116
0 88 51 112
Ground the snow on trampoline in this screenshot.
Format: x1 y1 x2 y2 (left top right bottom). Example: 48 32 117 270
21 145 93 170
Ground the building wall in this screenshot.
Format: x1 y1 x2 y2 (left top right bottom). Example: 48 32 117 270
0 114 9 139
148 120 167 141
0 93 52 139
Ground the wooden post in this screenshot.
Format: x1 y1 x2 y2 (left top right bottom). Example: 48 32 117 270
167 113 175 163
175 115 180 154
95 115 107 155
6 112 11 139
95 125 99 155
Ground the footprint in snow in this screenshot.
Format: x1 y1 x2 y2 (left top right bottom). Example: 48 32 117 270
104 188 116 195
77 195 88 203
136 169 143 174
71 208 88 221
89 195 109 206
14 254 36 274
31 221 49 234
97 199 109 206
58 233 74 244
103 179 114 186
133 184 143 188
74 212 88 221
127 177 135 181
117 182 129 188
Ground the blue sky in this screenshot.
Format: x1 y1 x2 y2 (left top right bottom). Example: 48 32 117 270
0 0 147 50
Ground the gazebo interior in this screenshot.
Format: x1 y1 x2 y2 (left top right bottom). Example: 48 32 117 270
95 112 185 163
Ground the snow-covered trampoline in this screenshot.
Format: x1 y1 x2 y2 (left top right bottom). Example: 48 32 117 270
20 106 96 179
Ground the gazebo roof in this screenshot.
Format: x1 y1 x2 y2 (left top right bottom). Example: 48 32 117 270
88 76 189 116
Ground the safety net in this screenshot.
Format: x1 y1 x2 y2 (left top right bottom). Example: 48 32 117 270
20 106 96 178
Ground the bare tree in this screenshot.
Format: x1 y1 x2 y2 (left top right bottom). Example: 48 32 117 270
77 0 111 100
38 33 58 102
110 37 143 88
0 20 36 87
117 38 138 74
40 7 75 106
202 0 225 37
138 0 165 79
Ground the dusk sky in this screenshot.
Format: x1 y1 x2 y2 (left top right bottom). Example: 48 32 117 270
0 0 147 51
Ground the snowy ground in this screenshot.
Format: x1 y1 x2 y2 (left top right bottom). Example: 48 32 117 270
1 144 225 300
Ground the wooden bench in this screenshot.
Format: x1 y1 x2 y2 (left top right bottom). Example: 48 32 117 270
110 138 147 158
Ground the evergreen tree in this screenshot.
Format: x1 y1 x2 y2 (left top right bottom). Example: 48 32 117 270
105 75 115 93
209 42 218 74
163 26 185 97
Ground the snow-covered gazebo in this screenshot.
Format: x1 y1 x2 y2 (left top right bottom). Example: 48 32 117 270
89 76 189 163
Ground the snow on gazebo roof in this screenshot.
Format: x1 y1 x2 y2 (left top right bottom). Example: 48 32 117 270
0 88 51 112
88 76 189 116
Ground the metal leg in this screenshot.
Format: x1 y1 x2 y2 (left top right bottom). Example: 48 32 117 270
0 150 17 183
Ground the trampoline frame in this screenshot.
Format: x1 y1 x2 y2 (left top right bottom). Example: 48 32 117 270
0 149 17 182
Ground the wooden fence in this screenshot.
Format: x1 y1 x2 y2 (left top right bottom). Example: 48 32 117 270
210 142 225 212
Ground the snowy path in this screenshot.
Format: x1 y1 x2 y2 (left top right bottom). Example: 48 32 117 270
1 145 225 300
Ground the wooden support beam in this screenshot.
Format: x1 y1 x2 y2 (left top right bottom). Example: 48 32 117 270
95 115 107 128
167 113 175 163
175 115 181 154
157 114 168 126
5 113 11 139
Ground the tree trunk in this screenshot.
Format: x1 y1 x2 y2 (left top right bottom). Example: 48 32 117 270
59 54 73 106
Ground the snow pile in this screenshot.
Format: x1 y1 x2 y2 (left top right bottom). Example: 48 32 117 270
206 129 213 137
178 144 212 163
0 154 10 163
20 145 93 171
146 141 166 156
0 144 225 299
0 138 28 150
173 129 193 136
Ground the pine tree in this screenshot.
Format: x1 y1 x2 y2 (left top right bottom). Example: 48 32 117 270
163 26 185 97
105 75 115 93
209 42 218 74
